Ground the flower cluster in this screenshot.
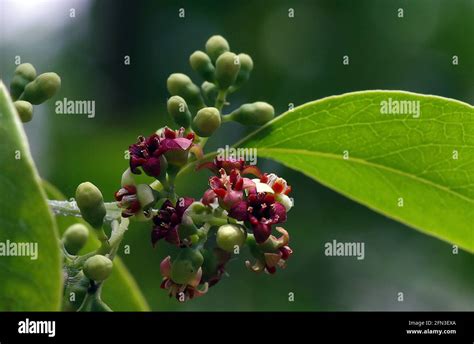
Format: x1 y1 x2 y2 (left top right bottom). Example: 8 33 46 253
19 35 293 311
68 35 294 305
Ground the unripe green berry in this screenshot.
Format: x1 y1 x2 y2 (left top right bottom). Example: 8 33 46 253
83 255 113 282
62 223 89 255
201 81 218 103
10 63 37 100
20 72 61 105
216 224 247 252
166 73 204 108
229 102 274 126
189 50 215 82
167 95 192 128
170 248 204 284
75 182 106 229
215 52 240 90
205 35 230 63
14 100 33 123
232 53 253 90
192 107 221 137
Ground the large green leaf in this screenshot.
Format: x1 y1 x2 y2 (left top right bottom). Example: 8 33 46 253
0 81 62 310
42 180 150 311
236 91 474 252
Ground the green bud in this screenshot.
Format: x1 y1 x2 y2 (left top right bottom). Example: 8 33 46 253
192 107 221 137
13 100 33 123
83 255 113 282
167 95 191 128
10 63 37 100
189 50 215 82
205 35 230 63
215 52 240 90
231 53 253 90
136 184 155 209
170 248 204 284
201 81 218 103
166 73 204 108
229 101 274 126
216 224 247 252
20 72 61 105
62 223 89 255
75 182 106 229
120 168 136 187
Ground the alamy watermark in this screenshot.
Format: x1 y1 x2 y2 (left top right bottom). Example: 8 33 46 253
380 98 420 118
55 98 95 118
0 240 38 260
216 145 257 165
324 239 365 260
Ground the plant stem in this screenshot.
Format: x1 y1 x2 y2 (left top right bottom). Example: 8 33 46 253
215 89 227 112
48 200 121 222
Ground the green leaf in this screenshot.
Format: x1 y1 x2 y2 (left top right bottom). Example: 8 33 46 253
236 90 474 252
42 180 150 311
0 82 62 310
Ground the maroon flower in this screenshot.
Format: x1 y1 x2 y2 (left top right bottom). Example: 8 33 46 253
129 128 194 178
114 185 141 217
160 256 208 302
229 190 287 243
202 168 254 209
151 197 194 247
198 157 262 177
246 227 293 274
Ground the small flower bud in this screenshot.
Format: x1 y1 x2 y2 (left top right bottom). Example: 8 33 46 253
20 72 61 105
83 255 113 282
10 63 36 100
232 53 253 90
62 223 89 255
215 52 240 90
166 73 204 108
170 248 204 284
205 35 230 63
189 50 215 82
75 182 106 229
192 107 221 137
229 101 274 125
201 81 218 103
167 95 192 128
13 100 33 123
216 224 247 252
120 168 136 187
136 183 155 209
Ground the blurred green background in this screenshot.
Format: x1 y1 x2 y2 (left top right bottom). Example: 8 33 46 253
1 0 473 310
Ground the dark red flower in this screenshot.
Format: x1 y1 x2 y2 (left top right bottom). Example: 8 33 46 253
151 197 194 247
160 256 208 302
229 191 287 243
129 128 194 178
246 227 293 274
114 185 140 217
202 168 254 209
198 157 262 177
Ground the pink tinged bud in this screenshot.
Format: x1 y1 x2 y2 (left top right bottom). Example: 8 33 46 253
201 189 217 206
160 256 172 278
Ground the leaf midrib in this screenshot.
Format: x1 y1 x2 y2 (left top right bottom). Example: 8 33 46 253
257 147 474 205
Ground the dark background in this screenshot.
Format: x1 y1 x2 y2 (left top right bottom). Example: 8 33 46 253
1 0 473 310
